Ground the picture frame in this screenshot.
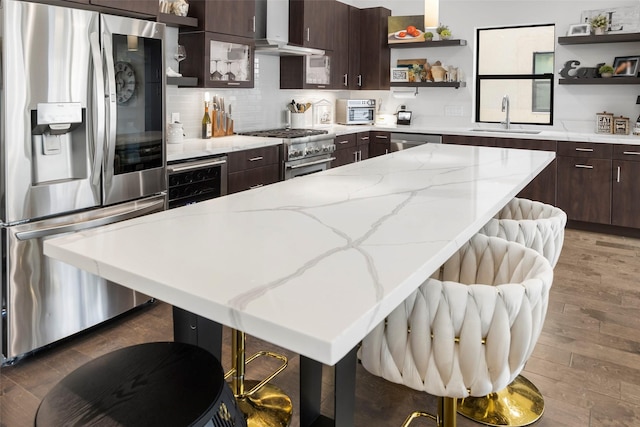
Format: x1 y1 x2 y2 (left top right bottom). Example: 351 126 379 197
614 116 630 135
567 23 591 36
387 15 425 45
390 67 409 82
581 6 640 33
613 56 640 77
596 111 613 134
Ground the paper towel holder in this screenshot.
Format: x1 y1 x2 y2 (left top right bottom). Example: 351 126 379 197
391 87 418 99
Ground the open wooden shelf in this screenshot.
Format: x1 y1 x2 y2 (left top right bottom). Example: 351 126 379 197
390 81 466 88
157 13 198 28
558 32 640 45
389 39 467 49
167 76 198 87
559 77 640 85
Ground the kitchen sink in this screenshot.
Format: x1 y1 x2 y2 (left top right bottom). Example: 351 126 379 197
470 128 542 135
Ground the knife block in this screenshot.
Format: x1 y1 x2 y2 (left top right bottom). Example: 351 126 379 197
212 112 234 137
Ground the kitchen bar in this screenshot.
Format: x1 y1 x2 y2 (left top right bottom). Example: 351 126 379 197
44 143 554 425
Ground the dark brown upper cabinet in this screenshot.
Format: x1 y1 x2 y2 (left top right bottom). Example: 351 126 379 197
89 0 158 16
184 0 256 38
289 0 335 51
359 7 390 90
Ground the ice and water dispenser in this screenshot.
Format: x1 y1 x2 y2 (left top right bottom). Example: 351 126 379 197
31 102 88 184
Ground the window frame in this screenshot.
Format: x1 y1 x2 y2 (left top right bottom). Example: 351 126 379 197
475 24 555 126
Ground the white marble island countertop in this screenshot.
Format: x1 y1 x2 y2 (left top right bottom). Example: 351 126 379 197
45 144 554 366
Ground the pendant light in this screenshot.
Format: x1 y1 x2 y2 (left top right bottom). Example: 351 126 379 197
425 0 439 29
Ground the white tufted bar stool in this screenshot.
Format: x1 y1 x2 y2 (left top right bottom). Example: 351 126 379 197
359 234 554 427
478 197 567 268
460 198 565 426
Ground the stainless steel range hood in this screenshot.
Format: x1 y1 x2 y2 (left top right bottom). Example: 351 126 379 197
254 0 325 56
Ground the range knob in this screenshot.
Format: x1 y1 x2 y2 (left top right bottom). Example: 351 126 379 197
313 147 321 154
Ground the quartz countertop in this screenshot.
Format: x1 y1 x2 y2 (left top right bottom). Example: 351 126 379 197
167 124 640 163
167 135 284 163
45 144 554 366
326 123 640 145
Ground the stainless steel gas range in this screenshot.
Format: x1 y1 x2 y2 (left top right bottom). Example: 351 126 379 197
239 128 336 179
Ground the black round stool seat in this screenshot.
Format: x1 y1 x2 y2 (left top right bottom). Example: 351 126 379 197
35 342 245 427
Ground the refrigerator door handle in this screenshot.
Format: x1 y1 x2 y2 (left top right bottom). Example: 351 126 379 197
102 34 117 191
89 32 106 187
15 198 165 241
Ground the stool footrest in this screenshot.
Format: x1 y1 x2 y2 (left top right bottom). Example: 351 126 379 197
225 350 288 398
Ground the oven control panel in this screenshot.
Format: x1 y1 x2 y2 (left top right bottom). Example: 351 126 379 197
287 140 335 161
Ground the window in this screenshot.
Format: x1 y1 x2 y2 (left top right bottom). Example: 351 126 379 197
475 24 555 126
532 52 553 113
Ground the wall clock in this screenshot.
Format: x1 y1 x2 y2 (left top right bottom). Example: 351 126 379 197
114 61 136 104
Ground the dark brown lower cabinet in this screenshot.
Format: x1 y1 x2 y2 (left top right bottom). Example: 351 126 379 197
557 156 612 224
228 164 280 194
369 131 391 158
612 155 640 228
227 144 281 194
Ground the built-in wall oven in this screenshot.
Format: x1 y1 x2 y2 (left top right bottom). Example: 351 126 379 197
167 156 228 209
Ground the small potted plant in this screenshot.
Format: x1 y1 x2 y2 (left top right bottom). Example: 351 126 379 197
436 23 450 40
440 29 452 40
424 31 434 41
590 14 608 35
599 64 614 78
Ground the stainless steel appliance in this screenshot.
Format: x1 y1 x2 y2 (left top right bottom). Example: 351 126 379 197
0 0 166 363
390 133 442 151
336 99 376 125
238 129 335 179
167 156 228 209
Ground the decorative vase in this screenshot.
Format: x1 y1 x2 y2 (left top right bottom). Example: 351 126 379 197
594 27 605 35
601 73 612 78
440 35 451 40
431 65 447 82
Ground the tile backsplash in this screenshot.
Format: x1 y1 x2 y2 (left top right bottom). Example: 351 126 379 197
167 54 348 139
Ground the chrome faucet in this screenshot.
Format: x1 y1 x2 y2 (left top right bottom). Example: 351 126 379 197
501 95 510 129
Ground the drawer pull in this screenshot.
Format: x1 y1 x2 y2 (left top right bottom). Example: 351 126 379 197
622 151 640 155
575 164 593 169
248 156 264 162
337 140 350 145
376 135 389 139
249 184 264 189
227 82 241 86
575 147 594 152
360 136 370 141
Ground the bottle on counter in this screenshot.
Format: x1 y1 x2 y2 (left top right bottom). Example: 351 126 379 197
201 101 212 139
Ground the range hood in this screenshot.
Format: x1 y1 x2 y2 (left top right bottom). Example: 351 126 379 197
254 0 325 56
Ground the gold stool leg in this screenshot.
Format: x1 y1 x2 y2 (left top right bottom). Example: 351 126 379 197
401 397 457 427
228 329 293 427
457 375 544 426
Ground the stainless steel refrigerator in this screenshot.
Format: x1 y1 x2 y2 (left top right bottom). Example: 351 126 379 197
0 0 167 363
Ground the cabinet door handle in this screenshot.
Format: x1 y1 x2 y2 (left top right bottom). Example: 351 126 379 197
306 27 310 42
622 151 640 155
252 15 256 33
248 156 264 162
357 75 362 87
360 136 369 141
353 151 358 162
227 82 241 86
385 149 388 154
343 74 348 87
337 140 350 145
249 184 263 189
575 147 594 152
617 165 621 183
575 164 593 169
358 150 362 162
317 85 326 89
376 135 388 139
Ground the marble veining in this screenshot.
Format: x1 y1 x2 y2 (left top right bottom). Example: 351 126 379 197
45 144 554 365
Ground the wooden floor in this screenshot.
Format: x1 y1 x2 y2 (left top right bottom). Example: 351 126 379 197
2 228 640 426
